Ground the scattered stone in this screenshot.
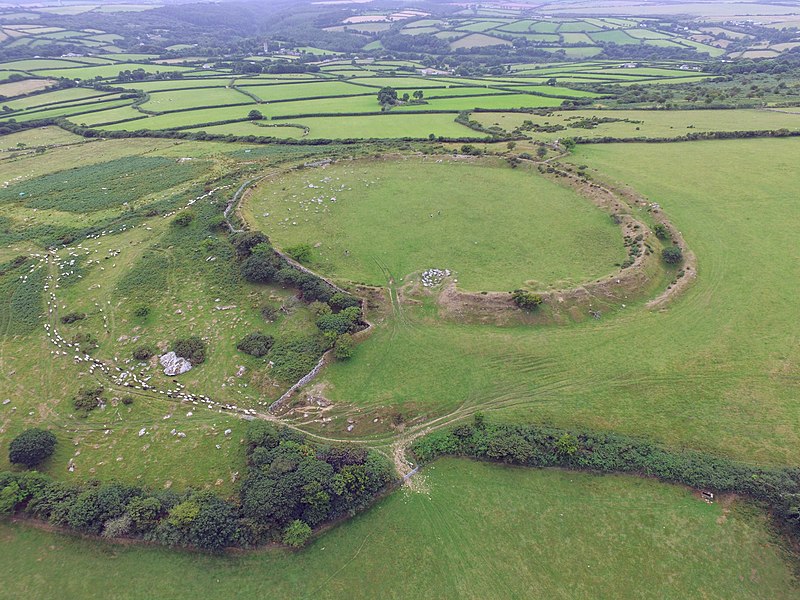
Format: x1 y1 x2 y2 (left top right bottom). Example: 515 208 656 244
138 428 146 437
177 432 186 438
224 429 232 436
421 268 451 287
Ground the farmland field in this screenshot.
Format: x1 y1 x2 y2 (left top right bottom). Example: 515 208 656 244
306 138 800 465
1 458 797 600
473 108 800 140
3 0 800 593
245 156 625 291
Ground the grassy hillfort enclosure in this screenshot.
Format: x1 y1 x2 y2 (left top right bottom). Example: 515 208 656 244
2 0 800 597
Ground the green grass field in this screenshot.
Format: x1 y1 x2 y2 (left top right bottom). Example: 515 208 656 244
1 458 796 600
305 138 800 465
473 108 800 141
0 134 346 493
141 88 252 111
245 157 624 291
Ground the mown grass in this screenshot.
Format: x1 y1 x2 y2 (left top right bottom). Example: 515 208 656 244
1 458 796 600
311 138 800 465
245 156 624 291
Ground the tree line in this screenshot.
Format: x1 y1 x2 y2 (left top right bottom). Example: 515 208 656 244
1 421 393 552
412 417 800 545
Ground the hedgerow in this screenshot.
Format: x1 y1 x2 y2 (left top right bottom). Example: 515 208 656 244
412 419 800 543
0 422 393 551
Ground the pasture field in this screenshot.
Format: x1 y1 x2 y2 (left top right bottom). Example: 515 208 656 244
186 122 306 139
0 57 735 139
473 108 800 141
142 88 253 112
0 125 83 148
323 10 782 59
0 78 52 96
304 138 800 465
451 33 513 49
0 87 110 111
238 81 371 102
1 458 796 600
0 133 357 492
34 62 191 80
393 93 565 111
276 113 479 139
4 98 132 123
245 156 624 291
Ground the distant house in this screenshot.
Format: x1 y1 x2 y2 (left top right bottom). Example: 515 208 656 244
417 68 450 76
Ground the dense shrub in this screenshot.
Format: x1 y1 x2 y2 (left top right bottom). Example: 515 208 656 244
283 520 312 547
173 336 207 365
8 428 57 468
60 311 86 324
333 333 354 360
411 419 800 545
653 223 669 239
241 252 282 284
233 231 270 258
315 306 361 335
328 292 360 311
268 335 326 382
662 246 683 264
132 345 155 361
134 306 150 318
173 212 195 227
240 422 392 542
285 243 313 263
73 386 105 414
0 421 393 552
309 301 331 317
511 289 543 310
237 332 275 357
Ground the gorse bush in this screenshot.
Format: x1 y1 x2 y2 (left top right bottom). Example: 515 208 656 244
237 332 274 357
132 345 156 361
173 336 207 365
662 246 683 264
60 311 86 324
173 211 194 227
285 243 314 264
73 386 105 414
8 428 57 468
268 334 327 382
511 289 543 310
315 306 361 336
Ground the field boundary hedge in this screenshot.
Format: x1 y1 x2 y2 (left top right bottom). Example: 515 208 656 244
412 420 800 547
